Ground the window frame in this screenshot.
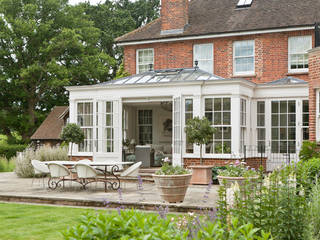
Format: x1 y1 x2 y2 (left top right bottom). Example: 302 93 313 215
77 101 94 153
233 40 255 76
302 100 309 141
204 97 232 155
137 109 153 145
256 101 266 153
184 98 194 154
136 48 154 74
193 43 214 74
288 35 312 73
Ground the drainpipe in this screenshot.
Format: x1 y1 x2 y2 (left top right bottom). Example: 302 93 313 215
315 22 320 47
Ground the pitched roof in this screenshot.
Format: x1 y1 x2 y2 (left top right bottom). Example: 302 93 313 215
116 0 320 43
266 76 308 85
31 106 69 140
98 68 223 86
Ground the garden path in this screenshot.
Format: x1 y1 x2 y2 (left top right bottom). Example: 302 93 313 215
0 172 218 213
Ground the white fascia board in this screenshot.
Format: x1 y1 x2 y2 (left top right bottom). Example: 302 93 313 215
66 78 253 92
117 26 314 46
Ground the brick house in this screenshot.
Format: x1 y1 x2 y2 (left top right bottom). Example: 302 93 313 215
67 0 320 171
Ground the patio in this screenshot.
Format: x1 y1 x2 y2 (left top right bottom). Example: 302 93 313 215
0 172 218 213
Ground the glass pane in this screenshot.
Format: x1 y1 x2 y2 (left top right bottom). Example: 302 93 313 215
280 101 287 113
214 127 222 140
214 112 222 125
106 102 112 113
280 141 288 153
288 128 296 140
77 103 83 114
288 114 296 126
223 127 231 139
223 112 231 125
288 101 295 113
223 98 231 111
303 128 309 140
303 100 309 113
257 115 265 127
257 101 265 113
272 128 279 140
272 114 279 126
280 114 287 126
288 141 296 153
185 99 193 112
106 114 112 126
272 101 279 113
214 141 223 153
206 141 213 154
224 141 231 154
205 99 212 111
303 114 309 126
280 128 287 140
205 112 213 124
257 128 265 140
271 141 279 153
214 98 221 111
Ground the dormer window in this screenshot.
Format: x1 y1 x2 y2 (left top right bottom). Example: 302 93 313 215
237 0 253 8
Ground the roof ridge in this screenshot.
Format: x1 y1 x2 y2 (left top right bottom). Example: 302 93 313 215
116 18 161 42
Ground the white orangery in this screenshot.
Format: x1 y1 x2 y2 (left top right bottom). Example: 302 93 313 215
66 67 309 171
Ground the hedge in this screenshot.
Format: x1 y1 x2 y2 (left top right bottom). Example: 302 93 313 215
0 143 27 160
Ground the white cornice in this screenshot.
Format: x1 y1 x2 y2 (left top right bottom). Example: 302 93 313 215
117 26 314 46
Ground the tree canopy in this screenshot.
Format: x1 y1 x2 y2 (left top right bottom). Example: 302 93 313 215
0 0 159 142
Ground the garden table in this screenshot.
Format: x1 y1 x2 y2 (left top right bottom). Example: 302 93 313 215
44 161 134 192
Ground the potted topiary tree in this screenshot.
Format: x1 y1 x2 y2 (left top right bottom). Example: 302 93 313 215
153 158 192 203
60 123 85 161
185 116 215 185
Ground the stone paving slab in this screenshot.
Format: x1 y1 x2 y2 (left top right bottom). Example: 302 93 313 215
0 172 218 213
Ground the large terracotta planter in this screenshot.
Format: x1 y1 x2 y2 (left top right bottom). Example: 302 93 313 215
189 165 213 185
217 175 259 188
152 173 192 203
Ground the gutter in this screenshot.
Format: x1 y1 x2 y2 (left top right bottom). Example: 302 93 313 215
116 25 314 46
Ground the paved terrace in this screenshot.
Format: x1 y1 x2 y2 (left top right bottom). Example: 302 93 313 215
0 173 218 213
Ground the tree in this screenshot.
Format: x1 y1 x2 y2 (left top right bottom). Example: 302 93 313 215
0 0 115 141
184 117 215 165
60 123 84 161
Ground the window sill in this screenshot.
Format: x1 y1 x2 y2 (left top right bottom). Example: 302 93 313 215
287 71 309 76
233 74 256 78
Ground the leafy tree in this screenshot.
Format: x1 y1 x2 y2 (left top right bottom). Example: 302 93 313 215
60 123 84 161
185 117 215 165
84 0 160 70
0 0 115 141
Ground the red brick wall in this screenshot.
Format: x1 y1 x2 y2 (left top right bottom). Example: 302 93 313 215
183 157 267 171
308 47 320 141
161 0 188 31
124 30 314 84
70 156 93 161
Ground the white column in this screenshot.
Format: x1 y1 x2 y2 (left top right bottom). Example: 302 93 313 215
69 99 76 155
265 99 271 149
231 96 240 157
296 99 302 150
193 95 202 158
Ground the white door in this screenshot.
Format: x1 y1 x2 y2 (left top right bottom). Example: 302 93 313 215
172 96 182 166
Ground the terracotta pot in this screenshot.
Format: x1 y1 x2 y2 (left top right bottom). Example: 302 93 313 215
189 165 213 185
217 175 259 188
152 173 192 203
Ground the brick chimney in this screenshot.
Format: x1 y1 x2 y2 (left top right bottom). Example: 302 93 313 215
308 47 320 141
160 0 188 35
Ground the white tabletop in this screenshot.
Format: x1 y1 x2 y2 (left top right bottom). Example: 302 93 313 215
44 161 134 166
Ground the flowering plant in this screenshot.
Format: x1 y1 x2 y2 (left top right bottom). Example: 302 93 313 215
218 160 257 177
155 158 191 175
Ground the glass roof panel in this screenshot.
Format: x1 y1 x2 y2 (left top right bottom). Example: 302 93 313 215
136 75 153 83
126 76 142 84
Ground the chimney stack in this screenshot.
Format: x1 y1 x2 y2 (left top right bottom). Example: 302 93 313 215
160 0 188 35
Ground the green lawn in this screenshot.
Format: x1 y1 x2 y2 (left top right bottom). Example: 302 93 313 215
0 203 104 240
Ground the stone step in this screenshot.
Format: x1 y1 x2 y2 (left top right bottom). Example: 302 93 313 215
139 168 160 174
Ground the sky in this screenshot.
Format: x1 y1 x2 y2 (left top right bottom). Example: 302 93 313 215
69 0 103 5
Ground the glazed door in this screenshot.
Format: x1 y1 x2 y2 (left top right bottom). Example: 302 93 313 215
172 96 182 166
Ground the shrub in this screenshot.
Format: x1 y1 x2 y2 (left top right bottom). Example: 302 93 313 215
0 157 15 172
218 165 308 240
14 146 68 178
60 123 84 161
299 141 320 162
0 142 26 160
63 210 184 240
307 180 320 240
155 162 190 175
297 157 320 195
63 210 271 240
212 166 226 184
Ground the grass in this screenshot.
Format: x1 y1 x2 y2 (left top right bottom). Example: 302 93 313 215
0 202 106 240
